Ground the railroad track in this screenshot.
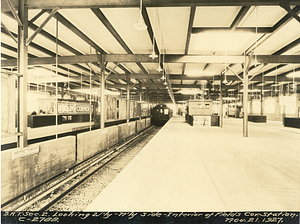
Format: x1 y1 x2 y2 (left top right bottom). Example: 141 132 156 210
2 125 158 211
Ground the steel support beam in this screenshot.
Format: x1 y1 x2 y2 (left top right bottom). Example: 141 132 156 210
186 7 196 54
91 8 148 77
17 0 28 148
184 6 196 84
230 6 251 31
3 0 300 13
26 7 60 46
3 54 300 67
1 21 18 43
100 55 105 129
246 6 300 55
4 0 23 26
126 73 130 123
243 54 252 137
1 31 92 77
280 3 300 23
28 9 47 26
193 27 272 34
220 74 224 128
2 12 111 75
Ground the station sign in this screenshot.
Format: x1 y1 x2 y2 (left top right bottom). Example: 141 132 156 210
57 101 93 114
13 146 40 160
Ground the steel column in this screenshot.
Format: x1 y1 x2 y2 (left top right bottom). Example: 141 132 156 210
220 74 223 128
243 57 250 137
126 73 130 123
260 91 264 115
139 82 142 120
17 0 28 148
100 55 105 130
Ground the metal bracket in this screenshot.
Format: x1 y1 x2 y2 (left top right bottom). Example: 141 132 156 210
225 64 243 81
15 132 23 136
5 0 23 27
1 21 18 43
105 62 120 80
280 2 300 24
26 7 60 46
1 69 23 77
249 63 268 81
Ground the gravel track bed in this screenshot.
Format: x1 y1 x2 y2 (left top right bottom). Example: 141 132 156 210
48 127 161 211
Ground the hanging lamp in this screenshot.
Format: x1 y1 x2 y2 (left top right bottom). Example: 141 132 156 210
134 0 147 31
161 69 166 80
254 6 258 66
149 11 158 59
160 51 166 80
156 31 163 72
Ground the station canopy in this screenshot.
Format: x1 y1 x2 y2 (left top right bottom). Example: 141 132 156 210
1 0 300 103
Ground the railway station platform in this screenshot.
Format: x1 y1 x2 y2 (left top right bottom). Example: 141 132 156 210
85 117 300 212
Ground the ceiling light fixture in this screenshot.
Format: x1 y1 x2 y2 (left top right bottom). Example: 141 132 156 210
149 51 158 60
161 70 166 80
134 0 147 31
286 71 300 78
179 89 203 95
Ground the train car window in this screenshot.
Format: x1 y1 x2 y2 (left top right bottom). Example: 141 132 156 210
160 109 163 113
164 109 169 115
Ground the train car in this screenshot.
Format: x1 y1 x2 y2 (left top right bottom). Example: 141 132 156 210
228 105 242 118
151 104 173 126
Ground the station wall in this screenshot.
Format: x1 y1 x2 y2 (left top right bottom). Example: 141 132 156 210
1 118 152 205
1 136 76 204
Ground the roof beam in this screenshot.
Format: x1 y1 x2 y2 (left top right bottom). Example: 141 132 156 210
26 7 60 46
230 6 251 31
1 21 17 43
1 29 94 75
1 53 16 60
91 8 148 75
185 6 196 55
3 54 300 67
21 72 297 83
3 0 22 26
280 2 300 23
40 11 121 74
3 11 113 74
192 27 273 34
183 6 196 85
272 37 300 55
52 11 106 54
28 9 47 26
3 0 300 12
141 6 161 85
142 7 159 56
246 5 300 55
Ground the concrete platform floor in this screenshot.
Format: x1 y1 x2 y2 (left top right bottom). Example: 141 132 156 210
85 117 300 212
